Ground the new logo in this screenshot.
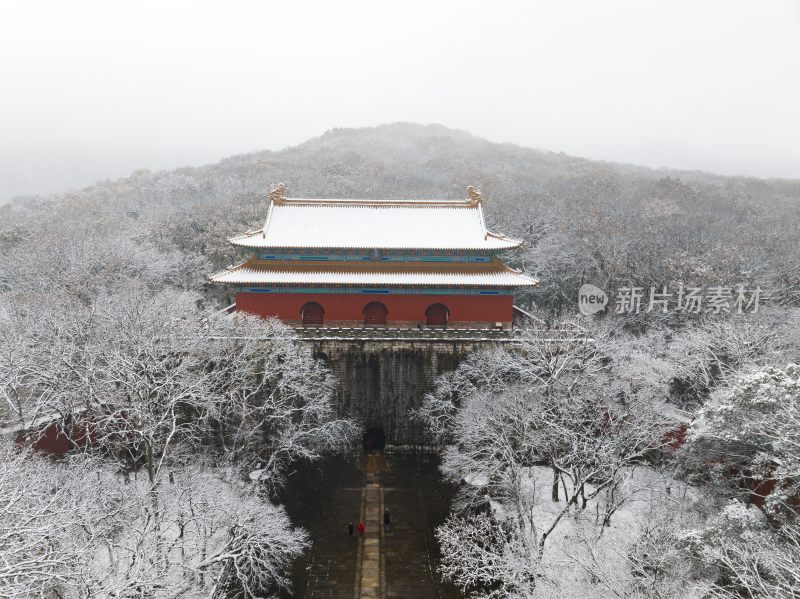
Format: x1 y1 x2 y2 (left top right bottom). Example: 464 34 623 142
578 284 608 315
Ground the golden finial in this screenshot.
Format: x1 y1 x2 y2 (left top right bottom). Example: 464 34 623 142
466 185 483 206
269 183 287 205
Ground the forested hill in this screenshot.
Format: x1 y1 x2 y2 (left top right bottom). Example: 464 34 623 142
3 129 800 599
1 123 799 314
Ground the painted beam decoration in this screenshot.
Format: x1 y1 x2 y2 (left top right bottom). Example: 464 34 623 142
210 186 538 329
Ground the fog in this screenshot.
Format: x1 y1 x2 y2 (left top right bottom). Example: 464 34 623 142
1 0 799 201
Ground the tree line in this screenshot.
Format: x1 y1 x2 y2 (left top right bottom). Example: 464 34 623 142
1 122 799 597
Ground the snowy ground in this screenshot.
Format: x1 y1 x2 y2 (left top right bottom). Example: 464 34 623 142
486 466 703 598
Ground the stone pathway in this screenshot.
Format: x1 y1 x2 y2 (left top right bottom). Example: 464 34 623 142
355 452 385 598
281 455 460 599
297 486 362 598
381 457 458 599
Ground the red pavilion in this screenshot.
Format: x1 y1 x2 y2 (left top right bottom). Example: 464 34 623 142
210 185 538 329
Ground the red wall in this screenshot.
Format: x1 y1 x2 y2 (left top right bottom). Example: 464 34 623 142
16 421 94 456
236 292 513 325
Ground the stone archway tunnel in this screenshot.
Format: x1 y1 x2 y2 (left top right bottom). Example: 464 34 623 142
310 337 484 449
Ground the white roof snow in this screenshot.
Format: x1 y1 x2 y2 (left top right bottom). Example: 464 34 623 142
229 195 523 251
210 259 539 288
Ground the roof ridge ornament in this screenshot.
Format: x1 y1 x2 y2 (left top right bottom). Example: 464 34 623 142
269 183 287 205
466 185 483 206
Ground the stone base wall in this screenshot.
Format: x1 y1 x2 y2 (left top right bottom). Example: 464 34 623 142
309 339 488 446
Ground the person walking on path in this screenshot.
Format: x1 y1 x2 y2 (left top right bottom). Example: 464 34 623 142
357 521 365 538
347 522 354 538
383 508 391 533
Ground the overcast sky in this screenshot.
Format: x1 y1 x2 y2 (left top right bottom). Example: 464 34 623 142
1 0 799 201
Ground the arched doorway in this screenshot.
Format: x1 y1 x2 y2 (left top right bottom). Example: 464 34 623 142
362 428 385 452
301 301 324 325
363 301 388 325
425 303 449 326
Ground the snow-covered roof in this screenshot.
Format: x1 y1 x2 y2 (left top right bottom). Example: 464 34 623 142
209 259 539 288
229 186 523 251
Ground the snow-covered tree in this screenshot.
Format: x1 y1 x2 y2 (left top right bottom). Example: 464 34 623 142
0 284 354 597
677 363 800 598
667 318 774 409
202 311 358 490
0 443 308 598
421 323 678 596
682 501 800 599
685 363 800 513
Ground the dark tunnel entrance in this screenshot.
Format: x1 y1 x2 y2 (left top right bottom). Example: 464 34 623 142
362 427 386 452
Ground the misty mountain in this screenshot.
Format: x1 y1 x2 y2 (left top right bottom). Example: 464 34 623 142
1 123 799 314
9 122 800 207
